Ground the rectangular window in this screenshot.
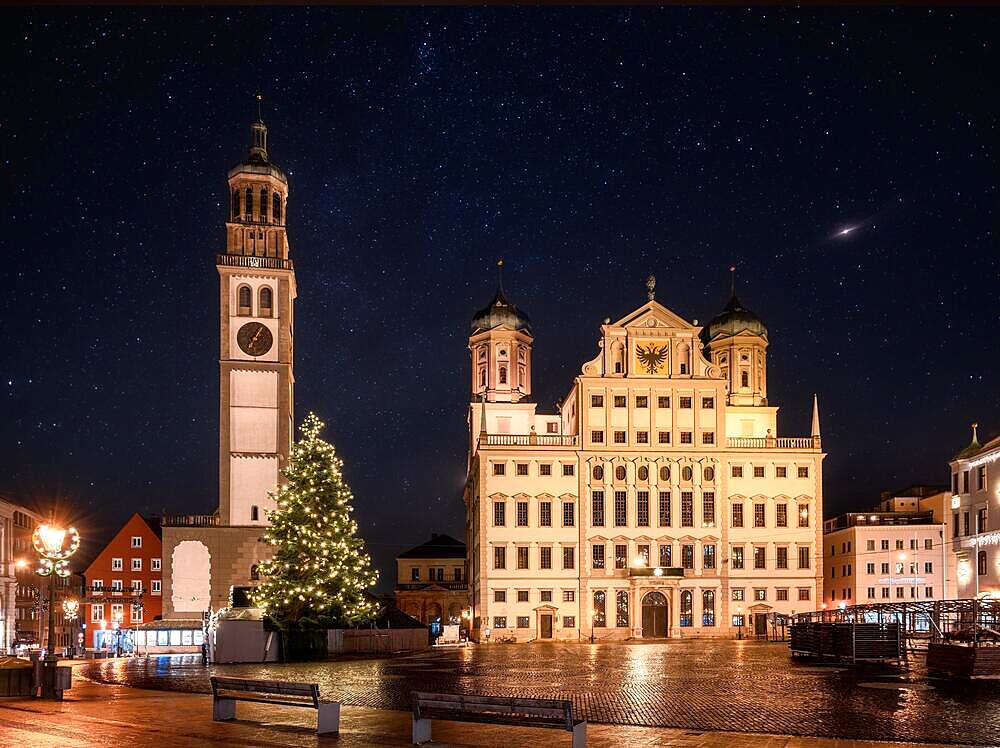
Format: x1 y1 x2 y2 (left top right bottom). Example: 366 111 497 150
658 396 670 408
776 504 787 527
592 544 605 569
563 547 575 570
516 463 529 476
679 397 692 408
881 539 890 551
593 591 606 627
776 466 787 478
516 616 530 628
131 558 142 571
636 396 648 408
753 466 765 478
881 562 889 574
494 590 506 603
703 544 716 569
680 431 692 444
540 547 552 569
616 591 629 627
562 464 575 476
753 546 766 569
732 503 744 527
591 395 604 407
798 588 811 601
637 491 650 526
732 546 744 569
963 470 970 493
658 491 671 526
681 544 694 569
563 590 575 602
151 558 161 571
798 547 810 569
592 491 605 526
776 546 788 569
493 463 505 476
776 588 789 602
563 502 575 527
92 604 104 622
954 513 960 538
659 543 672 567
798 466 809 478
539 502 551 527
517 590 529 603
978 508 988 534
702 397 714 409
924 538 933 550
614 431 626 444
910 538 918 550
964 512 970 536
614 395 627 408
615 544 627 569
494 502 506 526
925 562 933 573
411 567 420 581
131 580 142 593
978 465 987 490
131 604 143 623
702 492 715 526
866 563 875 574
493 616 507 629
516 546 529 570
591 430 604 443
732 466 743 478
798 505 809 527
636 431 649 444
540 590 552 602
867 587 876 599
614 491 627 527
754 588 766 601
732 588 744 601
564 616 576 628
702 432 715 445
754 503 765 527
539 463 552 476
112 558 123 571
130 536 142 548
637 544 650 565
926 587 934 598
658 431 670 444
681 492 693 526
493 547 506 569
867 540 876 552
151 580 161 594
111 580 123 593
92 579 103 594
516 502 528 526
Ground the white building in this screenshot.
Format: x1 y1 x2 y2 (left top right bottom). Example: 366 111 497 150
950 425 1000 599
464 275 825 641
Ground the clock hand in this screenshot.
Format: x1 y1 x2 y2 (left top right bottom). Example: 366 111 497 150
250 328 262 346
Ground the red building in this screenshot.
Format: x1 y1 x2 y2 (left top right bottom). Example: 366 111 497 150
83 514 162 650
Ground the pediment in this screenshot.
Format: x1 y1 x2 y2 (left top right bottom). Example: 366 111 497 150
488 492 509 501
559 493 578 501
536 492 555 501
512 492 532 501
589 535 609 543
610 301 696 332
634 535 653 543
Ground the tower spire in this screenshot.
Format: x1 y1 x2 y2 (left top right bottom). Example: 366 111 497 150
497 259 504 294
249 95 268 161
729 265 736 297
811 394 821 441
256 93 263 123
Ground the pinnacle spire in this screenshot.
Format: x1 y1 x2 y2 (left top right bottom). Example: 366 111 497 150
811 394 821 440
730 265 736 297
497 259 505 295
249 95 268 161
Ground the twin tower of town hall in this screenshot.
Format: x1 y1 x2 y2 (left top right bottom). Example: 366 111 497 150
160 115 825 641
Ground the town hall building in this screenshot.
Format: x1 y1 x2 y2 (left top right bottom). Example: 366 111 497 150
464 274 825 641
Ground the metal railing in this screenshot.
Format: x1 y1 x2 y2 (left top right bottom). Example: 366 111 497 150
479 434 579 447
216 253 293 271
395 582 469 591
728 436 820 449
160 513 219 527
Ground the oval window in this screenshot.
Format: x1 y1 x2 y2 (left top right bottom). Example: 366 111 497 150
593 465 604 481
682 466 693 481
704 466 715 482
659 466 670 482
615 466 626 481
638 465 648 481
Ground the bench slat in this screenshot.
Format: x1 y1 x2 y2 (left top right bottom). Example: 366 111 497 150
411 691 574 731
412 692 570 711
416 699 567 719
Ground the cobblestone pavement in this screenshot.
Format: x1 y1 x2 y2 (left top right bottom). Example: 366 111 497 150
81 640 1000 745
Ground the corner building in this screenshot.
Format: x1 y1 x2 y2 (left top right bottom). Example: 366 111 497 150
465 279 825 641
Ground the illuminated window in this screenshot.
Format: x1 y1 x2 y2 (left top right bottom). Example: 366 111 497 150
658 491 671 526
237 285 252 316
702 590 715 626
592 491 605 526
593 591 606 627
637 491 649 527
259 286 273 317
679 591 692 627
732 503 744 527
591 394 604 407
592 544 605 569
616 591 629 627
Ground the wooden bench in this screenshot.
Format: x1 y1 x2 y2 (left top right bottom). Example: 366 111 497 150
210 676 340 735
411 691 585 746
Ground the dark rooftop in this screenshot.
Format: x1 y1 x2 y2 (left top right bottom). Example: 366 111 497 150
398 533 466 559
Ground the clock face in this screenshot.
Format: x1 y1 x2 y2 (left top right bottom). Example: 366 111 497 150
237 322 273 357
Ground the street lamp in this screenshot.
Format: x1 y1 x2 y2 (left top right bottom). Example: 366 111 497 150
32 523 80 662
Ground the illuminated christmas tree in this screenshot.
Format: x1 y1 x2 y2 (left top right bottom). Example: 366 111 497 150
254 412 379 627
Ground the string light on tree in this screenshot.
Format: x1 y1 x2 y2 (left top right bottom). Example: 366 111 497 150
253 412 379 627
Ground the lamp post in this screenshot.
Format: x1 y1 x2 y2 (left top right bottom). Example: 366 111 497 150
32 523 80 662
62 600 79 658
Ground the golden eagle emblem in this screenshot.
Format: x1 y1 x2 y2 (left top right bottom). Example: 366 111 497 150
635 342 669 374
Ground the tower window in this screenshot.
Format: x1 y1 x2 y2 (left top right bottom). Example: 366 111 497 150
741 371 749 388
250 564 260 581
259 286 273 317
273 192 282 224
260 188 268 222
244 187 253 220
232 190 241 221
250 505 259 521
499 366 507 384
237 285 252 316
479 368 487 387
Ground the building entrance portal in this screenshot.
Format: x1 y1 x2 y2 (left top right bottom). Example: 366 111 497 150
641 591 669 638
540 614 553 639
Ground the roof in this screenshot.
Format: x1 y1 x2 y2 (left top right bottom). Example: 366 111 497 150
471 288 531 335
398 534 466 560
700 293 768 343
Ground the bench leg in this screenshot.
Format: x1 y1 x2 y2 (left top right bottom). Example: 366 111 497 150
571 721 587 748
213 697 236 721
412 715 432 745
317 702 340 735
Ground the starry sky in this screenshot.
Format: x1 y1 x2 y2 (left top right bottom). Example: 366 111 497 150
3 8 998 589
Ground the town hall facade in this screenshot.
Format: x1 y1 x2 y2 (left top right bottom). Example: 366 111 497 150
465 276 825 640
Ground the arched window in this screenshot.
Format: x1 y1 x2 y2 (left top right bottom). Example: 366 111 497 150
593 591 606 628
479 368 487 387
615 590 629 627
704 466 715 482
741 370 749 388
250 505 259 521
259 188 268 222
250 564 260 581
273 192 282 223
659 466 670 482
259 286 273 317
237 285 252 316
702 590 715 626
979 550 988 576
244 187 253 220
615 466 626 481
593 465 604 481
638 465 649 481
499 366 507 385
680 590 693 627
682 466 693 481
232 190 241 221
518 367 525 386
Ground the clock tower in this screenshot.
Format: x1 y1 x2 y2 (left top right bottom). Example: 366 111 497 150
217 111 296 526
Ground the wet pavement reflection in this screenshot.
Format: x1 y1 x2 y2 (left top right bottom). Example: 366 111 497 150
82 640 1000 745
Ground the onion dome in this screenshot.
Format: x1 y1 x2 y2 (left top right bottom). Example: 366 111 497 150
701 293 768 343
471 287 532 335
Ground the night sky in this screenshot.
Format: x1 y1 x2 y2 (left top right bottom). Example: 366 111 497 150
3 8 998 589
